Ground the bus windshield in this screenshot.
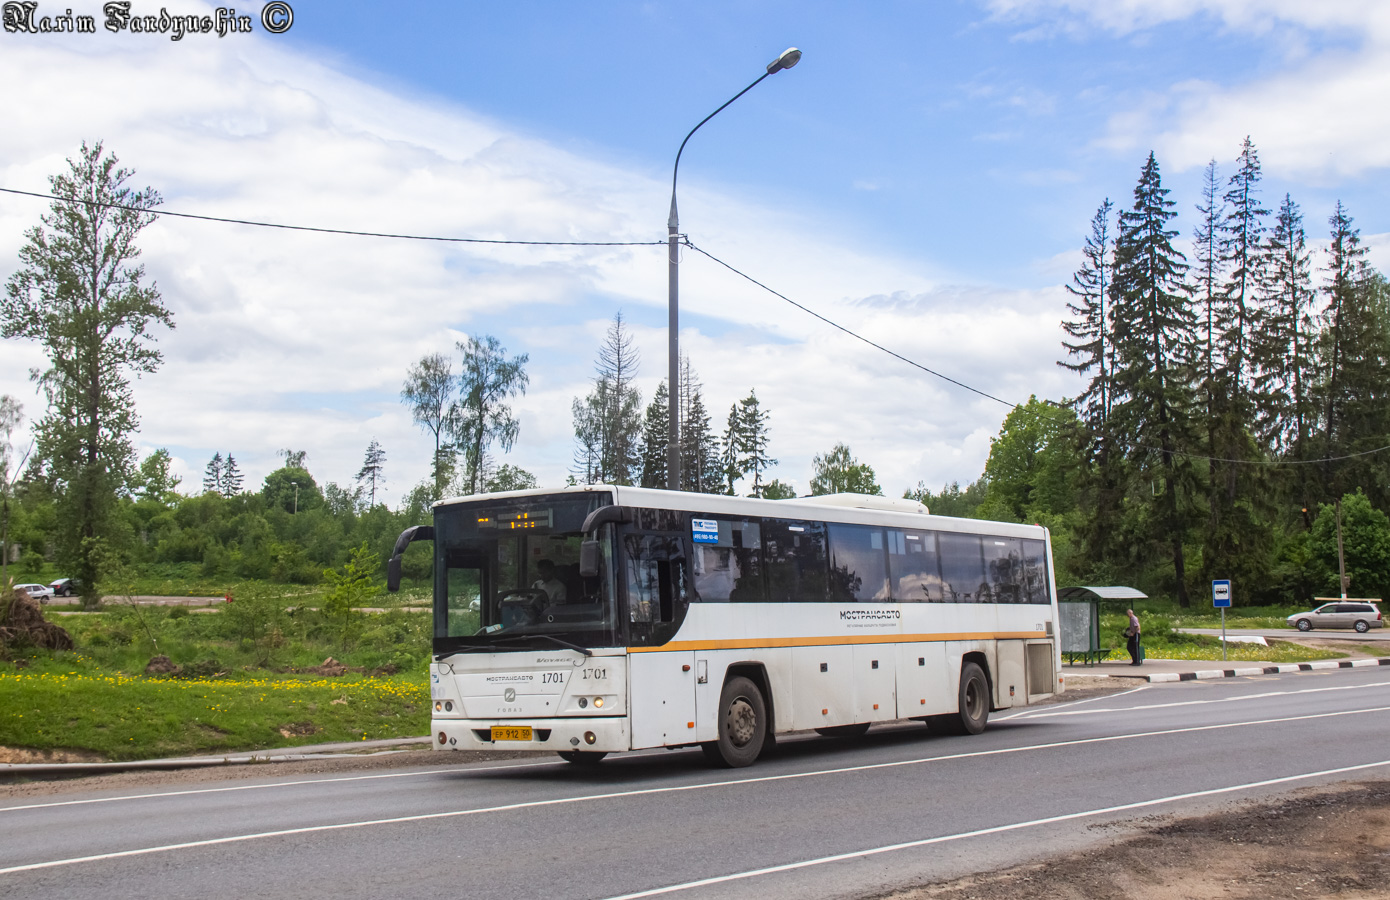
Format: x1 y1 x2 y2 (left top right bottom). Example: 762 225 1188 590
432 492 618 654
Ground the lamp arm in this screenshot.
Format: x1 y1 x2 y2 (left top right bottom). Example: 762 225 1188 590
668 71 770 227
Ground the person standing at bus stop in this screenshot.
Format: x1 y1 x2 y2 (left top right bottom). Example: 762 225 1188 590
1125 608 1142 665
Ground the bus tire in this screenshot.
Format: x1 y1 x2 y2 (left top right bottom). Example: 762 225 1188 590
557 751 607 765
936 662 989 736
702 676 767 768
815 723 870 738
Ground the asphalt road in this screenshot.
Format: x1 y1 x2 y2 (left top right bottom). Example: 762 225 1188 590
4 667 1390 900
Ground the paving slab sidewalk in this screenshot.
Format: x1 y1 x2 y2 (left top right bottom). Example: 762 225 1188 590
1067 655 1390 683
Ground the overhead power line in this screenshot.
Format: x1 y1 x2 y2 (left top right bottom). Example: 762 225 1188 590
684 240 1390 469
684 240 1017 407
0 187 665 247
6 181 1386 470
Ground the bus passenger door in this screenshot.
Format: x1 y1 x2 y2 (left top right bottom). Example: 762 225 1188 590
624 532 696 749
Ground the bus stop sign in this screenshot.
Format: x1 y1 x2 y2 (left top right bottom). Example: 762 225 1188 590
1212 579 1232 608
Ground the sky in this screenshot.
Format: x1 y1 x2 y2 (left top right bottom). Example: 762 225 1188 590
1 0 1388 506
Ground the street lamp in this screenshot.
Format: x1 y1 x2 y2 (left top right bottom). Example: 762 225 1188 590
290 481 298 515
666 47 802 490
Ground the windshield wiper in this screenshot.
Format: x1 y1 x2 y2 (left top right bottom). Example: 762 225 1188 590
533 634 593 657
480 635 593 657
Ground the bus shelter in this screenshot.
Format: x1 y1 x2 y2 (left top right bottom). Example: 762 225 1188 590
1058 586 1148 665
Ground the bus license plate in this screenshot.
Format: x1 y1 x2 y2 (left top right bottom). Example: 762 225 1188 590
491 726 532 741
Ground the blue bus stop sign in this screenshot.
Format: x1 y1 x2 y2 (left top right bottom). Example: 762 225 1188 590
1212 579 1232 608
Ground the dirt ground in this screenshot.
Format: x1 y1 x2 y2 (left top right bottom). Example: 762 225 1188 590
878 780 1390 900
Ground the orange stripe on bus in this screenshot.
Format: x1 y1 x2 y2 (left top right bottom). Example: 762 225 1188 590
627 632 1048 653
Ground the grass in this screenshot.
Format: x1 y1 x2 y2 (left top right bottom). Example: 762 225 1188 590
1101 639 1346 663
0 656 428 760
1096 609 1348 663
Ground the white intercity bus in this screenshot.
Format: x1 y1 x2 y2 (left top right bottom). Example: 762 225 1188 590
388 485 1062 767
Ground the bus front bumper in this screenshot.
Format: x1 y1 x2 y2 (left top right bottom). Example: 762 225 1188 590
432 717 630 754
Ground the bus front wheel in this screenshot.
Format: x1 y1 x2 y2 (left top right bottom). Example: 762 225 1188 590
933 662 989 736
702 676 767 768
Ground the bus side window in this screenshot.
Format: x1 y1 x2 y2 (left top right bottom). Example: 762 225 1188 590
1021 539 1049 604
938 532 986 603
827 524 890 602
982 537 1024 604
763 519 829 602
692 518 764 603
888 529 944 602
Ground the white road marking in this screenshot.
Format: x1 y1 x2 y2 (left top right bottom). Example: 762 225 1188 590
4 704 1389 875
0 759 564 814
1021 679 1390 719
998 684 1149 721
597 758 1390 900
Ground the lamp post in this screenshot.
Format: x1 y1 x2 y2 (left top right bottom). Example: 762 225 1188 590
290 481 298 515
666 47 802 490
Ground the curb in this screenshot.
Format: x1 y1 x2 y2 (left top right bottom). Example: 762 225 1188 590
1068 656 1390 684
0 736 433 778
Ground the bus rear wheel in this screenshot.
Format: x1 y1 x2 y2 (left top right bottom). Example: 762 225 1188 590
702 676 767 768
815 723 870 739
933 662 989 736
557 750 608 765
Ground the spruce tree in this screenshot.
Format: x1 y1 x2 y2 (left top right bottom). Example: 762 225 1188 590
680 389 720 493
675 357 720 493
1315 203 1389 505
1109 152 1198 606
221 454 243 496
1061 199 1116 431
639 381 669 488
720 403 742 494
1060 200 1126 572
203 453 223 495
737 389 776 497
1205 138 1271 594
1253 195 1318 522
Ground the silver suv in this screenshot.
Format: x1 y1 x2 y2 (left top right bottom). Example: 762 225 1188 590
1287 602 1383 633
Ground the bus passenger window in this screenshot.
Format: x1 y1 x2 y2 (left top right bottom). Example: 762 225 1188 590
763 519 828 602
828 524 890 602
1022 539 1049 604
889 530 944 602
982 537 1024 603
692 519 763 603
938 532 986 603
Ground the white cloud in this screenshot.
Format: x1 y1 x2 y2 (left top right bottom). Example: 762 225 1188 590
986 1 1390 180
0 17 1067 506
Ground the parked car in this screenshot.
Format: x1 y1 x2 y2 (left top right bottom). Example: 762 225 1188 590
1287 601 1383 633
49 577 82 597
13 583 55 604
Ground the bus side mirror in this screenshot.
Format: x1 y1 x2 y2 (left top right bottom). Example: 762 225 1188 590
386 525 434 593
579 540 601 578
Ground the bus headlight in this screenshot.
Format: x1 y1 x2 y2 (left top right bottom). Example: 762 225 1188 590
593 697 604 708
